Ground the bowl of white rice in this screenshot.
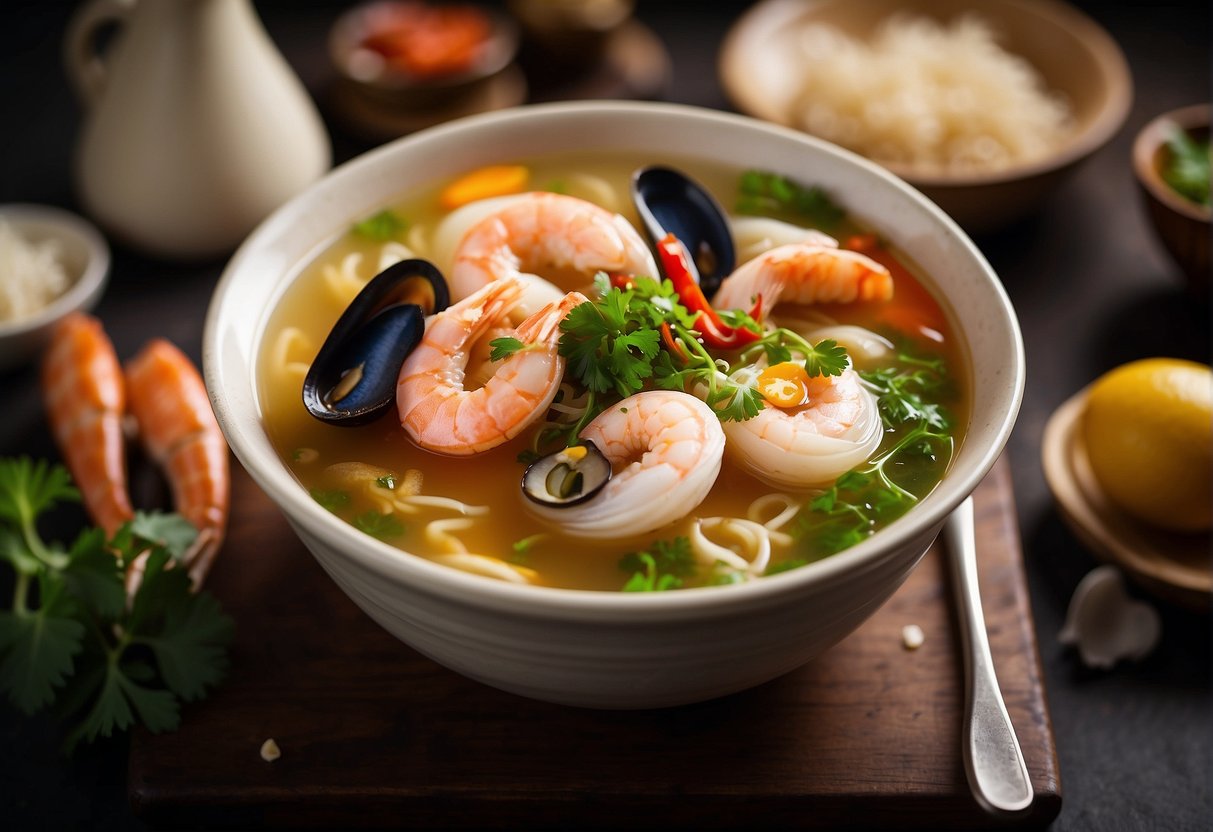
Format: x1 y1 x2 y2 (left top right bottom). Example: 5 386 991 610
720 0 1133 233
0 204 111 372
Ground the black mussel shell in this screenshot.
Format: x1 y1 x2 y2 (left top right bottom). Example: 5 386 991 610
302 258 449 426
522 442 612 507
631 165 736 298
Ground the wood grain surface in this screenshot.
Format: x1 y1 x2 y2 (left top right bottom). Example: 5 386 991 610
127 455 1061 830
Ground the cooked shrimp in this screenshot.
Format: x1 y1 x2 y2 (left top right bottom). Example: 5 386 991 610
41 312 134 536
397 275 587 455
125 339 230 585
524 390 726 540
449 192 657 311
724 368 883 490
712 242 893 312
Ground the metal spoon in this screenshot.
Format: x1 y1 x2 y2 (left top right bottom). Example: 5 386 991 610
943 497 1034 816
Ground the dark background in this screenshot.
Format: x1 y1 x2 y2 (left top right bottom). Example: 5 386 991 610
1 1 1209 829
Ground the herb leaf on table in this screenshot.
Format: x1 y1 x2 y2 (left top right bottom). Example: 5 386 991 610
0 457 234 752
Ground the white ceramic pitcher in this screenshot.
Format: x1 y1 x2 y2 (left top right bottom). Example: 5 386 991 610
65 0 332 260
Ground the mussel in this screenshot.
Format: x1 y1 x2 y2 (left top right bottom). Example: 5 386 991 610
302 258 450 426
631 165 736 298
521 442 612 507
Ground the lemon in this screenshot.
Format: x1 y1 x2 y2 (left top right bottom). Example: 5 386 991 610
1082 358 1213 532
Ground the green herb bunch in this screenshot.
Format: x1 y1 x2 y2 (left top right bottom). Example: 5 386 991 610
493 273 850 459
792 344 955 559
0 457 233 751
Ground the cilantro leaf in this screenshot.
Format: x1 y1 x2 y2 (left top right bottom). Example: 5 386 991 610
0 571 84 714
66 658 182 751
128 512 198 561
802 338 849 378
736 170 845 228
619 536 696 592
352 209 407 241
353 511 405 540
126 550 232 703
61 527 125 620
0 457 78 534
310 488 351 513
489 336 526 362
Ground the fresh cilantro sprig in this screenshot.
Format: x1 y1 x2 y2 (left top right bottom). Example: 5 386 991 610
735 170 845 228
0 457 233 752
619 536 697 591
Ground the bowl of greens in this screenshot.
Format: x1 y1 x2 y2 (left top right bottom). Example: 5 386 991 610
1132 103 1210 294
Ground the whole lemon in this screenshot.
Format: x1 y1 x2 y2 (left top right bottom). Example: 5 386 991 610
1082 357 1213 532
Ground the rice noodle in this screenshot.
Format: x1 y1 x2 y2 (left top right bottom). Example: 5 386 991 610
689 517 774 577
432 552 538 584
786 13 1074 172
270 326 314 384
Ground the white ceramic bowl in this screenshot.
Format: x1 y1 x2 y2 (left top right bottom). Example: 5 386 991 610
0 204 110 372
204 101 1024 708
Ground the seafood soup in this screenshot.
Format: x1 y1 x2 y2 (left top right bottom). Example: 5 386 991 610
257 152 968 591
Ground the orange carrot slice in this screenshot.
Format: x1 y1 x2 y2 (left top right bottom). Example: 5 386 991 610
439 165 529 210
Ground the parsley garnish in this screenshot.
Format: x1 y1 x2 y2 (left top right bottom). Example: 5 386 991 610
619 536 697 592
310 488 350 513
352 209 407 241
0 457 233 751
352 511 404 540
735 170 845 228
488 336 527 362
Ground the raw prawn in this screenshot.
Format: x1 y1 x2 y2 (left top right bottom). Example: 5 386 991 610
712 242 893 312
724 368 883 490
397 275 587 455
449 191 657 310
40 312 230 586
524 390 726 540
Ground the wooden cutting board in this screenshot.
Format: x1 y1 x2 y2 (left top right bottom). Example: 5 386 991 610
127 456 1061 830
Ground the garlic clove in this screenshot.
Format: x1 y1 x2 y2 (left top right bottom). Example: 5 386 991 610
1059 565 1162 669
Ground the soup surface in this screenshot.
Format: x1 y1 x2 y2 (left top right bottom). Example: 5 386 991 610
258 152 967 591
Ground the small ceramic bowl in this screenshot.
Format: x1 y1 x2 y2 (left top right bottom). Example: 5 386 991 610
1132 103 1211 294
0 204 110 373
720 0 1134 234
329 0 520 110
204 101 1025 709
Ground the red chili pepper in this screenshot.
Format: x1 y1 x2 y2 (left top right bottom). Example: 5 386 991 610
655 233 761 350
607 272 635 291
659 322 689 363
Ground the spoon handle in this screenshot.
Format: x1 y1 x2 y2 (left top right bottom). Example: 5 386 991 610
944 497 1034 815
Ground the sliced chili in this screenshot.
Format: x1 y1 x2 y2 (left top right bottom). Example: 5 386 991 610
655 233 761 350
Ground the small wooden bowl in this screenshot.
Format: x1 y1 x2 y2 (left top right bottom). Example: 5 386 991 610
1042 388 1212 613
720 0 1134 234
1132 103 1211 295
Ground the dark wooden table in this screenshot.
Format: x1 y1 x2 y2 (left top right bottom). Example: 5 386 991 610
1 1 1208 830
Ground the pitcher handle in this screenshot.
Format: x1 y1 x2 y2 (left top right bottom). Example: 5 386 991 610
64 0 136 107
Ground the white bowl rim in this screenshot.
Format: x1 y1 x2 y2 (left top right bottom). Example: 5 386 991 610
205 99 1025 622
0 202 111 337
